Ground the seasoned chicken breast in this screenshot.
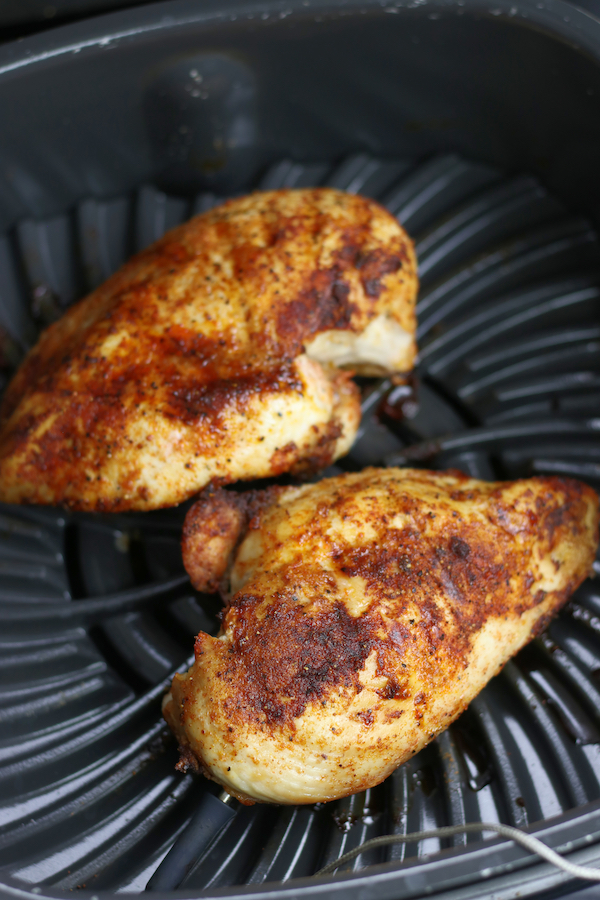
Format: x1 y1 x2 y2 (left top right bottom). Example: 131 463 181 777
0 189 417 512
165 468 599 805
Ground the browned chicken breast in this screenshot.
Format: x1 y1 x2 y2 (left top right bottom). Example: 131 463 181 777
164 468 599 805
0 189 417 512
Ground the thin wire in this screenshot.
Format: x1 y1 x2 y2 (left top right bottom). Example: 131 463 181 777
315 821 600 881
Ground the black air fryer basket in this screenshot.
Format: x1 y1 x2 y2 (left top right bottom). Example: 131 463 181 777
1 2 600 898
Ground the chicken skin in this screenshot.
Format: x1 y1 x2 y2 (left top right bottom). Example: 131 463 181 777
0 189 417 512
164 468 599 805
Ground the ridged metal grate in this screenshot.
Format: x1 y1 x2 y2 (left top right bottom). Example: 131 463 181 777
0 153 599 897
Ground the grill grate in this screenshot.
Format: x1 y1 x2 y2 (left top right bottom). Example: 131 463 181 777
0 154 599 897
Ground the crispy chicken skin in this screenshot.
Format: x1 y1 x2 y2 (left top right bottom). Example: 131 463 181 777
0 189 417 512
164 468 599 805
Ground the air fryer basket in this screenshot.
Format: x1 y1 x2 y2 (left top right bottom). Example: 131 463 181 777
1 3 600 899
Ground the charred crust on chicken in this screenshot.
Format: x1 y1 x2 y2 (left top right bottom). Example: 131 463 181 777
0 189 417 511
164 468 599 805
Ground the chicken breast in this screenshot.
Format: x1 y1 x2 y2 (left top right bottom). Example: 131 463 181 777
164 468 599 805
0 189 417 512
